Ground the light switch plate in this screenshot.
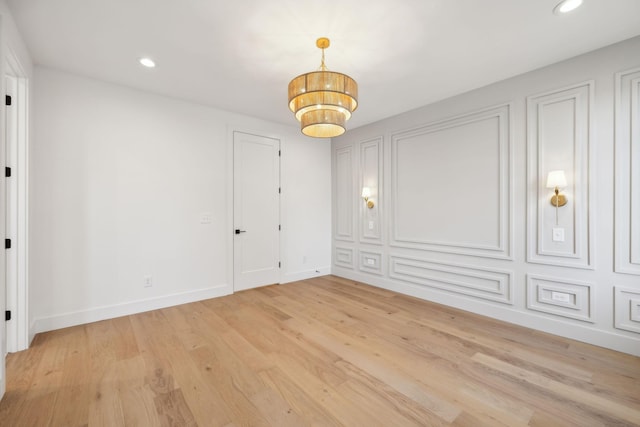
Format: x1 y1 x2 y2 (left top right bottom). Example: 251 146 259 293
552 227 565 242
200 212 213 224
368 221 374 230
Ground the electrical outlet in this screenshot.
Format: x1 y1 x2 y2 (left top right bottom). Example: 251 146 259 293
366 258 375 266
144 275 153 288
551 291 571 304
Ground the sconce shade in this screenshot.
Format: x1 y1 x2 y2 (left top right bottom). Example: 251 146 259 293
546 170 567 189
361 187 371 199
361 187 374 209
288 38 358 138
546 170 568 208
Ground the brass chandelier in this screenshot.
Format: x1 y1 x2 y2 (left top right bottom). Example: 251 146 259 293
288 37 358 138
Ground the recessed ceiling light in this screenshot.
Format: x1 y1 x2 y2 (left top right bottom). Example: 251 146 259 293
553 0 583 14
139 57 156 68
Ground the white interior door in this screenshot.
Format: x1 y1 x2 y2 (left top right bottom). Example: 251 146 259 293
233 131 280 291
5 76 17 354
4 55 30 354
0 78 8 402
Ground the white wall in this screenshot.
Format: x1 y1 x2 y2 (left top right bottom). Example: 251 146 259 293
331 35 640 356
0 1 32 74
31 67 331 336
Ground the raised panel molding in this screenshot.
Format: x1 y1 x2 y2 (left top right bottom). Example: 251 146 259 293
334 146 355 242
614 287 640 334
527 82 594 269
334 247 354 269
360 137 383 245
615 67 640 275
390 104 512 259
389 255 513 304
526 275 594 323
358 250 383 275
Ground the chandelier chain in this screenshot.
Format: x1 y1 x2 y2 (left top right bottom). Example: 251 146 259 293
320 47 327 71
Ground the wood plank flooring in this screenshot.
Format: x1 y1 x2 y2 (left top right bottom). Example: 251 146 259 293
1 275 639 426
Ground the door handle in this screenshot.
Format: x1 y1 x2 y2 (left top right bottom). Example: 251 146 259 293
235 229 246 234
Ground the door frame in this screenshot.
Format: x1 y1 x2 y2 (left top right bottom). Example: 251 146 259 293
226 126 282 291
4 46 29 353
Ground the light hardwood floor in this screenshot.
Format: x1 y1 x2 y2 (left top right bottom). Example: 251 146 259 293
1 275 639 426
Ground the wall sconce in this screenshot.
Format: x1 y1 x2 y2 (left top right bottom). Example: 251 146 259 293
361 187 374 209
546 170 567 226
546 170 567 207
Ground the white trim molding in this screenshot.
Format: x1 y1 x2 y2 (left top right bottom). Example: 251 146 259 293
281 266 331 284
615 67 640 275
4 46 30 352
527 81 594 269
358 249 383 275
390 104 512 259
389 255 513 304
614 287 640 334
32 284 232 335
334 246 354 269
334 145 355 242
526 274 594 323
359 136 384 245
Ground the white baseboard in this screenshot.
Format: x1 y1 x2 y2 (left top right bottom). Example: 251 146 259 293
332 267 640 357
28 320 37 347
281 266 331 284
31 284 232 335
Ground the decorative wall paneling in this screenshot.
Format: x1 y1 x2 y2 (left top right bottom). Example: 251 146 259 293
332 38 640 355
334 247 354 269
615 67 640 275
390 104 512 259
527 82 594 269
334 146 355 242
359 137 383 245
358 250 383 275
389 255 513 304
526 275 594 323
614 287 640 334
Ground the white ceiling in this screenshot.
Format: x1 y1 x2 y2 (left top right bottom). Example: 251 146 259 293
7 0 640 131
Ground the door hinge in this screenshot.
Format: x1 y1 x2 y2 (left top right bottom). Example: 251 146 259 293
5 310 11 321
278 187 281 194
279 224 281 231
5 167 11 177
278 150 281 157
5 95 11 106
278 261 281 268
5 239 11 249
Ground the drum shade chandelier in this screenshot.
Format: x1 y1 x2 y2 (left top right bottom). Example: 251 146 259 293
288 37 358 138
